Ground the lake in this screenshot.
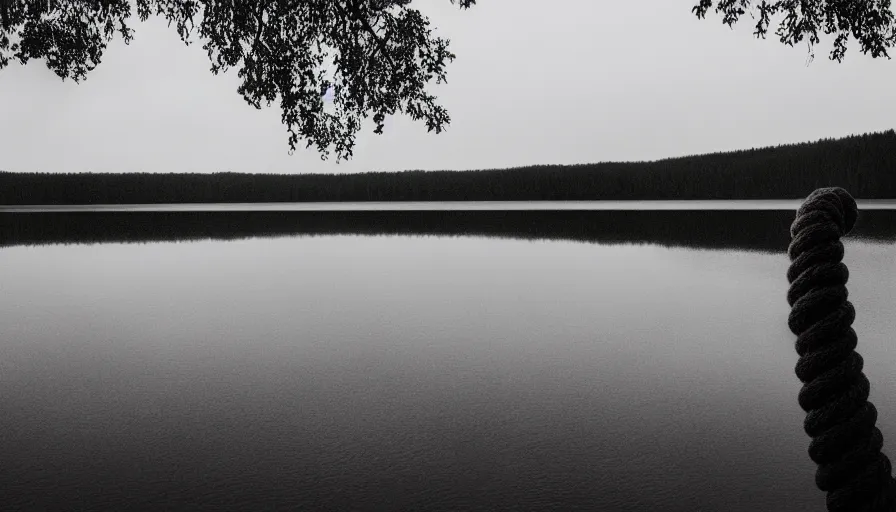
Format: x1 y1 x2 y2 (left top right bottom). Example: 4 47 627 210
3 199 896 212
1 203 895 511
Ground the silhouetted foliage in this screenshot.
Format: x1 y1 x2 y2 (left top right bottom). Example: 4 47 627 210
3 210 896 253
693 0 896 62
2 130 895 204
0 0 474 161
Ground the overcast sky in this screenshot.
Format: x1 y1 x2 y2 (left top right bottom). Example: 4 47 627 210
1 0 894 175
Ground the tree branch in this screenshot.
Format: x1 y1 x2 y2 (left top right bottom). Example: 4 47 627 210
333 0 397 73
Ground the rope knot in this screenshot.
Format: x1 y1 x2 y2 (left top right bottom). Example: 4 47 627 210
793 187 858 237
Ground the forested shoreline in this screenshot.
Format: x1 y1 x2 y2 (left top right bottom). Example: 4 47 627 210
1 130 894 204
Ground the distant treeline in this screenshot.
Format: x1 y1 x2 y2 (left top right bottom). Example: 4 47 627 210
3 210 895 253
1 130 895 204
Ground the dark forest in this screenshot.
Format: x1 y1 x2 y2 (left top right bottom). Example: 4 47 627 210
1 130 894 204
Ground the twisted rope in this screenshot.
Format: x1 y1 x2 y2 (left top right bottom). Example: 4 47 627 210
787 187 896 511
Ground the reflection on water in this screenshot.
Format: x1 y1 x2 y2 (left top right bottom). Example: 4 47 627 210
4 199 896 212
0 213 894 511
3 209 896 253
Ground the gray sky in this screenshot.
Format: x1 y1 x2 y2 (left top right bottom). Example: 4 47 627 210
1 0 894 175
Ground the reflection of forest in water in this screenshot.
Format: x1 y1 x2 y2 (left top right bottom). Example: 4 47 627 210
3 210 896 253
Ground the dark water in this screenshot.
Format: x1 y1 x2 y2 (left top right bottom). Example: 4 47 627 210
1 209 895 511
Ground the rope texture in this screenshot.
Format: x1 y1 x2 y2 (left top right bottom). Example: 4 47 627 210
787 187 896 511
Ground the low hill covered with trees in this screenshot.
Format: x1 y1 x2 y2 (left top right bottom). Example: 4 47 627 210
1 130 894 205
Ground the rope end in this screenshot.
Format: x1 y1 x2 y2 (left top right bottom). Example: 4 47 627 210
797 187 858 235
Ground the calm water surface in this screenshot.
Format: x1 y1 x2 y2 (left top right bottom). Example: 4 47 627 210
1 209 895 511
3 199 896 212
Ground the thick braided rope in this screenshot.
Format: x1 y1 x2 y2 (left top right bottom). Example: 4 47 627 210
787 187 896 511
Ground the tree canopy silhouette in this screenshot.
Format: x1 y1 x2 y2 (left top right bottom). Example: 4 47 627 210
693 1 896 62
4 2 893 162
0 0 475 161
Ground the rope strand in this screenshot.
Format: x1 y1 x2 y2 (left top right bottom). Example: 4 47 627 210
787 187 896 511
